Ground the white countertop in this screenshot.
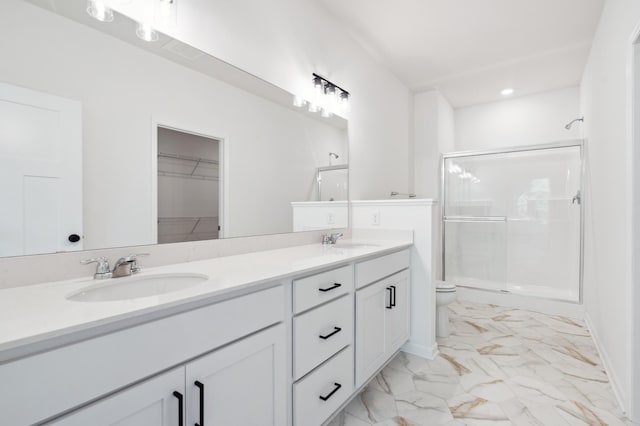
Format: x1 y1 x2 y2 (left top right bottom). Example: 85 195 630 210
0 238 412 362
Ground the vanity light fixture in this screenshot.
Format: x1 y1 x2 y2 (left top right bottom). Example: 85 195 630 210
501 88 514 96
292 74 350 116
295 73 350 117
85 0 171 42
86 0 114 22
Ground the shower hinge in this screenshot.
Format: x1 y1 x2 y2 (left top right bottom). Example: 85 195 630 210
572 190 582 205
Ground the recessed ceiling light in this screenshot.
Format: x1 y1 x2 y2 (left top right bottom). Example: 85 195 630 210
501 88 514 96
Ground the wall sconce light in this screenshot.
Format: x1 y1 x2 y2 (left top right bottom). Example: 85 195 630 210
295 73 350 117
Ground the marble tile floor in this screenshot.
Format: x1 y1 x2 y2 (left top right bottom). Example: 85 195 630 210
328 301 637 426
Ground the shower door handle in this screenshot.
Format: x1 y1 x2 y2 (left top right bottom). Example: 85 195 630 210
572 190 581 205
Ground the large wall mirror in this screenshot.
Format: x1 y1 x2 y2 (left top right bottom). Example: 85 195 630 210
0 0 349 258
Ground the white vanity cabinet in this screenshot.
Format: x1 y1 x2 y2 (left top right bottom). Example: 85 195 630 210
355 252 411 388
0 243 415 426
52 325 286 426
1 285 285 425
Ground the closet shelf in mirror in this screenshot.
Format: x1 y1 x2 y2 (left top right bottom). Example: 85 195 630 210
157 216 219 222
157 152 219 165
158 152 219 181
157 217 218 238
158 171 219 181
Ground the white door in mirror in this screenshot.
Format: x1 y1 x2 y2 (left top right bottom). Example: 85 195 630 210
0 82 82 257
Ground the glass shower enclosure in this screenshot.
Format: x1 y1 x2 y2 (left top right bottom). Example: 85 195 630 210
442 141 583 302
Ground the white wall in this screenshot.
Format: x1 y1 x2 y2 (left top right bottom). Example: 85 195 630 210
455 87 581 151
1 1 347 248
108 0 412 200
413 90 455 198
580 0 640 417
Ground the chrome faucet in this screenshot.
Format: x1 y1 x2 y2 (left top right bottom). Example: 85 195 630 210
81 253 149 279
322 232 344 246
80 257 112 280
112 253 149 278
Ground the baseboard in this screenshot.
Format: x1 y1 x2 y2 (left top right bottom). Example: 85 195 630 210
401 341 439 360
584 313 627 415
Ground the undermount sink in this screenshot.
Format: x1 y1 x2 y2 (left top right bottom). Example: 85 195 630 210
331 243 380 249
67 273 209 302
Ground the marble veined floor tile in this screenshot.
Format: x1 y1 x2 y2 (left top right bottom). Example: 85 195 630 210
326 412 371 426
460 373 516 402
330 301 631 426
377 366 418 396
448 393 511 423
395 390 454 425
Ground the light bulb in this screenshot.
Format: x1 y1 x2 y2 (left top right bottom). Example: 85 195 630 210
87 0 114 22
321 108 331 118
293 95 306 108
313 76 324 107
136 22 159 42
325 84 337 114
340 91 350 113
308 103 319 113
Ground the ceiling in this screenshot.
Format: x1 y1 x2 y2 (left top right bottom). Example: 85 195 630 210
317 0 604 108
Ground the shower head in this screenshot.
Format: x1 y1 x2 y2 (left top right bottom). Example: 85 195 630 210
329 152 339 159
565 117 584 130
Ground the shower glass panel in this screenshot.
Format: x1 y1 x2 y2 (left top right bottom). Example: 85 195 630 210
443 144 582 302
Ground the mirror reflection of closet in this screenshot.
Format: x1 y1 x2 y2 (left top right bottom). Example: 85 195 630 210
157 127 221 243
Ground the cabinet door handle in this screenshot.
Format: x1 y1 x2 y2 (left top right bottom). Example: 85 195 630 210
319 282 342 292
319 326 342 340
195 380 204 426
319 382 342 401
172 391 184 426
386 287 393 309
390 285 397 307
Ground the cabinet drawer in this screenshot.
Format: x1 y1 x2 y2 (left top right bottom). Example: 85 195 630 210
293 346 353 426
293 295 352 380
355 249 410 289
293 265 353 313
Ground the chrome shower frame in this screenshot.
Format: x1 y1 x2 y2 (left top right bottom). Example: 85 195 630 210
440 139 586 304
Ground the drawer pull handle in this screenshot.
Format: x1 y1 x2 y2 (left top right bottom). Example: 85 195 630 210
386 287 393 309
319 326 342 340
319 382 342 401
172 391 184 426
390 285 397 307
319 282 342 292
195 380 205 426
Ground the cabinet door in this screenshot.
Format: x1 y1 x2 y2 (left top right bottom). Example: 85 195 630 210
355 280 388 388
186 324 286 426
50 368 185 426
385 269 411 354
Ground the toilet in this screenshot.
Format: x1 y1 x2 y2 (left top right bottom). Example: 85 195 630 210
435 280 457 337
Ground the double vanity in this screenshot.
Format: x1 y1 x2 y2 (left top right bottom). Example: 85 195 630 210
0 237 413 426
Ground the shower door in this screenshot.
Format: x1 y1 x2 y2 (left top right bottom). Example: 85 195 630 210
442 143 583 302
